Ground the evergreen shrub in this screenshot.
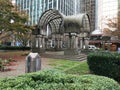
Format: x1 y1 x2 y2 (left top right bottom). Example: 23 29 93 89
0 46 31 50
0 70 120 90
87 51 120 81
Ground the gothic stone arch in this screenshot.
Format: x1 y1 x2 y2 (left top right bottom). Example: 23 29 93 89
32 9 90 54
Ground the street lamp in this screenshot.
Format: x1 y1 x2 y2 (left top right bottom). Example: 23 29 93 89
10 19 15 46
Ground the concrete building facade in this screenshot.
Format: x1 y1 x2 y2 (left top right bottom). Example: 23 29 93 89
98 0 119 31
96 0 120 51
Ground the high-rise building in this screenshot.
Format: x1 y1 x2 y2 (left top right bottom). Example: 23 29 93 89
79 0 96 31
15 0 78 25
118 0 120 29
15 0 42 25
15 0 96 29
41 0 75 16
98 0 119 31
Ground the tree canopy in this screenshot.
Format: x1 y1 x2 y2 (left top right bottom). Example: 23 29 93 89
0 0 31 33
0 0 32 46
103 17 120 37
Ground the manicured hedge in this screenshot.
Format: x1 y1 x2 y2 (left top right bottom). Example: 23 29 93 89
0 70 120 90
87 51 120 81
0 46 31 50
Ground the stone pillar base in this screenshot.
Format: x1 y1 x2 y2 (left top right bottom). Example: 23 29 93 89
32 48 45 53
39 48 45 53
64 48 80 55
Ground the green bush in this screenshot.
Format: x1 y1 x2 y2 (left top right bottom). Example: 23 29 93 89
0 70 120 90
0 59 4 71
87 51 120 81
0 58 15 71
0 46 31 50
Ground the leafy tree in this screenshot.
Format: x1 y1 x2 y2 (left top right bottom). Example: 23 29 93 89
0 0 32 46
15 32 32 47
0 0 29 31
0 0 13 31
103 17 120 38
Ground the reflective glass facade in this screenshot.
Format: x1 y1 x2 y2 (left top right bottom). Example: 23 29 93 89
15 0 80 25
41 0 75 16
98 0 119 31
15 0 95 27
15 0 42 25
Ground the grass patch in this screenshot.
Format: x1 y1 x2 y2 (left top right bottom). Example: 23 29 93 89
49 59 90 75
49 59 79 70
65 61 90 75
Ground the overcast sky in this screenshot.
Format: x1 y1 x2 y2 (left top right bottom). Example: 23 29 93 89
12 0 15 5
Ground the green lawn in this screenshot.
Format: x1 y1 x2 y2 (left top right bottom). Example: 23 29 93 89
49 59 90 75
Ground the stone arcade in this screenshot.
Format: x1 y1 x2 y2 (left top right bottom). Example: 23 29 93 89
32 9 90 55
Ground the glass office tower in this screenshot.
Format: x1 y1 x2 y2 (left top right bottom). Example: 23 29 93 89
15 0 95 28
41 0 75 16
15 0 42 25
15 0 78 25
118 0 120 29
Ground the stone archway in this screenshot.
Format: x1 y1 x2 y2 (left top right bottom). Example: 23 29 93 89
32 9 90 55
63 14 90 55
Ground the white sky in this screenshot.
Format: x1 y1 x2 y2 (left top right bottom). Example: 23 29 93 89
12 0 15 4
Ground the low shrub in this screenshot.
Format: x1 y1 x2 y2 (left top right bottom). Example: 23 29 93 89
0 59 4 71
0 58 16 71
0 70 120 90
0 46 31 51
87 51 120 81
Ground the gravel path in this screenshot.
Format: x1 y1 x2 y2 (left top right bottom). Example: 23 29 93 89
0 51 87 78
0 57 52 78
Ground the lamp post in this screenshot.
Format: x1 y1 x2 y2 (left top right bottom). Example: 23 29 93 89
10 19 15 46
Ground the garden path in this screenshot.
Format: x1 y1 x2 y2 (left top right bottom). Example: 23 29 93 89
0 51 87 78
0 57 52 78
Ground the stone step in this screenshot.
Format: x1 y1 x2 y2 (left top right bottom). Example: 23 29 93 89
41 53 87 61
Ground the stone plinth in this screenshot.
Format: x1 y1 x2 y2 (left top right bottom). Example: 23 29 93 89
64 48 80 55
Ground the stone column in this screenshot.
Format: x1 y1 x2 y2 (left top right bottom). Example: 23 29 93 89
76 36 79 48
68 33 72 49
73 35 78 49
60 35 64 48
84 38 89 49
80 38 83 49
56 39 59 49
60 40 62 48
82 37 85 49
38 37 41 48
66 35 69 48
64 35 68 48
42 36 45 48
36 37 38 47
